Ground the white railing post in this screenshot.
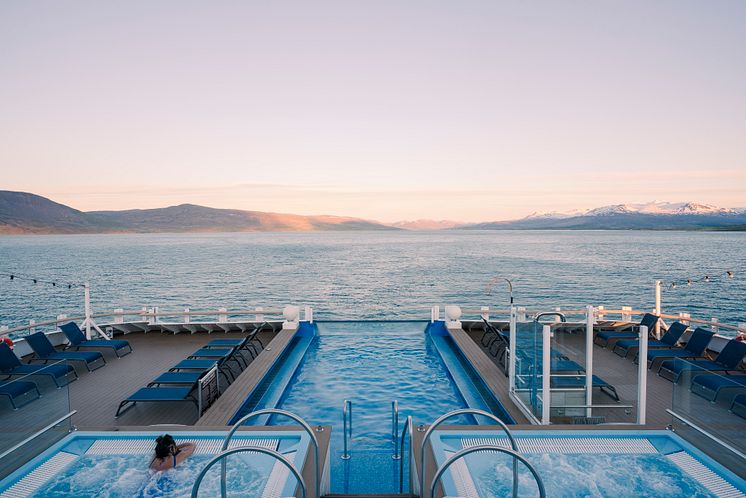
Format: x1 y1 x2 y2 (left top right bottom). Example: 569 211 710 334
654 280 662 339
114 309 124 324
56 314 67 324
83 282 92 339
431 306 440 323
184 307 191 324
29 319 36 335
621 306 632 322
517 307 527 322
637 325 649 425
679 312 690 326
542 324 551 425
509 306 517 395
710 317 719 334
255 307 264 322
282 305 300 330
480 306 490 321
153 307 159 325
444 306 462 329
304 306 313 323
585 305 594 418
739 323 746 337
596 305 605 322
0 326 8 338
553 307 561 322
217 308 228 324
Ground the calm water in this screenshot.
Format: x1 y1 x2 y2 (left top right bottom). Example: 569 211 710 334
1 231 745 332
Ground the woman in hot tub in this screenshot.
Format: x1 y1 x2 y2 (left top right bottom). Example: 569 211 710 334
150 434 196 471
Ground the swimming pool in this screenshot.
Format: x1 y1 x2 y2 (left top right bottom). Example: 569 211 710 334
0 431 310 498
429 430 746 498
236 321 511 494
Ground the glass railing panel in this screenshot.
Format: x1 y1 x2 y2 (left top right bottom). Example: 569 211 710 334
513 320 544 421
0 359 73 480
671 361 746 478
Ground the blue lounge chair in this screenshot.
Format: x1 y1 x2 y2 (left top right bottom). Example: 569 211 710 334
658 340 746 382
641 327 714 369
115 386 198 417
691 374 746 402
149 371 206 386
189 346 246 369
550 375 620 401
594 313 659 347
731 393 746 420
205 330 262 358
0 380 41 409
25 332 106 372
613 321 687 358
170 358 234 382
0 342 77 387
59 322 132 358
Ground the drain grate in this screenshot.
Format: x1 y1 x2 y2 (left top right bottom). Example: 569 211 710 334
666 451 745 498
443 449 479 498
0 451 78 498
85 437 278 455
261 450 296 498
461 436 657 454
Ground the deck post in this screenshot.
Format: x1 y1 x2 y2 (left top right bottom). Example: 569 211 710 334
113 309 124 324
217 308 228 324
430 306 440 323
84 282 92 339
710 317 719 335
654 280 662 339
541 324 551 424
509 306 517 395
585 305 594 418
184 307 190 324
554 307 561 322
255 307 264 322
621 306 632 322
304 306 314 323
637 325 648 425
480 306 489 321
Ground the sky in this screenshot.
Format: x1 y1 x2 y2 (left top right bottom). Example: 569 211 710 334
1 1 745 223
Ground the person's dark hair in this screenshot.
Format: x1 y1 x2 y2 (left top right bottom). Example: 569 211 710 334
154 434 176 459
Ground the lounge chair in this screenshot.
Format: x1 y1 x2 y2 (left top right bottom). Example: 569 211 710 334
612 321 687 358
550 375 620 401
59 322 132 358
170 359 234 382
690 373 746 402
115 386 198 417
594 313 659 347
658 340 746 382
0 380 41 409
0 342 77 387
149 371 206 386
641 328 714 369
25 332 106 372
189 346 247 369
730 393 746 420
205 332 261 359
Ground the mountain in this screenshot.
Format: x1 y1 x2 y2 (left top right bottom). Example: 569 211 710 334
464 201 746 231
0 191 395 234
391 219 465 230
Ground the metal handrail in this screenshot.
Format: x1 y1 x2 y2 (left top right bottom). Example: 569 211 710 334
419 409 519 498
0 410 77 461
220 409 320 498
429 444 546 498
342 399 352 460
391 400 399 459
192 446 306 498
398 415 414 496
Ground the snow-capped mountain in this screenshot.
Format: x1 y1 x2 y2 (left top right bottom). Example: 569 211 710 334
533 201 736 219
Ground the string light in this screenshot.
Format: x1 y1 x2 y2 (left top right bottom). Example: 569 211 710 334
1 271 82 289
666 270 740 291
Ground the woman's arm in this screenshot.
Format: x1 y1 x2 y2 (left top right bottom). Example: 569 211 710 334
175 442 196 465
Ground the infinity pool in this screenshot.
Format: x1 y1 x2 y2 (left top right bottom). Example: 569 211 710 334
271 321 504 494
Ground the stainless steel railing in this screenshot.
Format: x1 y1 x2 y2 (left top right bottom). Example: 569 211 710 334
398 415 414 496
391 400 399 460
342 399 352 460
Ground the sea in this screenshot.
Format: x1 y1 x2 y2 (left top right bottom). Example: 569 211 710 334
1 230 744 335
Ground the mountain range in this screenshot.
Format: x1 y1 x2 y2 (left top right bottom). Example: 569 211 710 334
1 191 744 234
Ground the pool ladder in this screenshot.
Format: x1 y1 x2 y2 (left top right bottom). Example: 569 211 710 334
341 399 352 459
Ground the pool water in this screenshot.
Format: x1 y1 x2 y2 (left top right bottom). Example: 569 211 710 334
274 321 473 494
467 453 716 498
33 453 275 498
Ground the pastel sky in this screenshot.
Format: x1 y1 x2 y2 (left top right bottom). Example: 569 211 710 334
1 1 744 222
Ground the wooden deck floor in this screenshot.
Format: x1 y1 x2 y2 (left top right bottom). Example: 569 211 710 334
58 329 278 429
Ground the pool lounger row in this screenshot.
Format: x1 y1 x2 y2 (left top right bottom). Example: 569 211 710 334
593 313 660 347
116 331 263 417
658 339 746 382
0 343 77 388
0 380 41 409
59 322 133 358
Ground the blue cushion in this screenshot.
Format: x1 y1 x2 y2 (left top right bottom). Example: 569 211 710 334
125 387 193 402
0 380 38 398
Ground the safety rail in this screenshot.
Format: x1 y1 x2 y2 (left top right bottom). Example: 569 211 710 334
391 400 399 459
0 410 77 461
398 415 414 496
419 409 519 498
342 399 352 460
191 446 307 498
429 444 546 498
219 409 320 498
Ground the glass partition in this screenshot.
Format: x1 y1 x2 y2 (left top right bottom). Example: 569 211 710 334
512 320 545 422
671 362 746 479
0 360 74 480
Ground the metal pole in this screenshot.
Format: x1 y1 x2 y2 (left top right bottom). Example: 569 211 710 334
342 399 351 460
654 280 662 339
542 324 551 424
509 306 517 394
585 305 594 418
391 400 400 459
637 325 648 425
